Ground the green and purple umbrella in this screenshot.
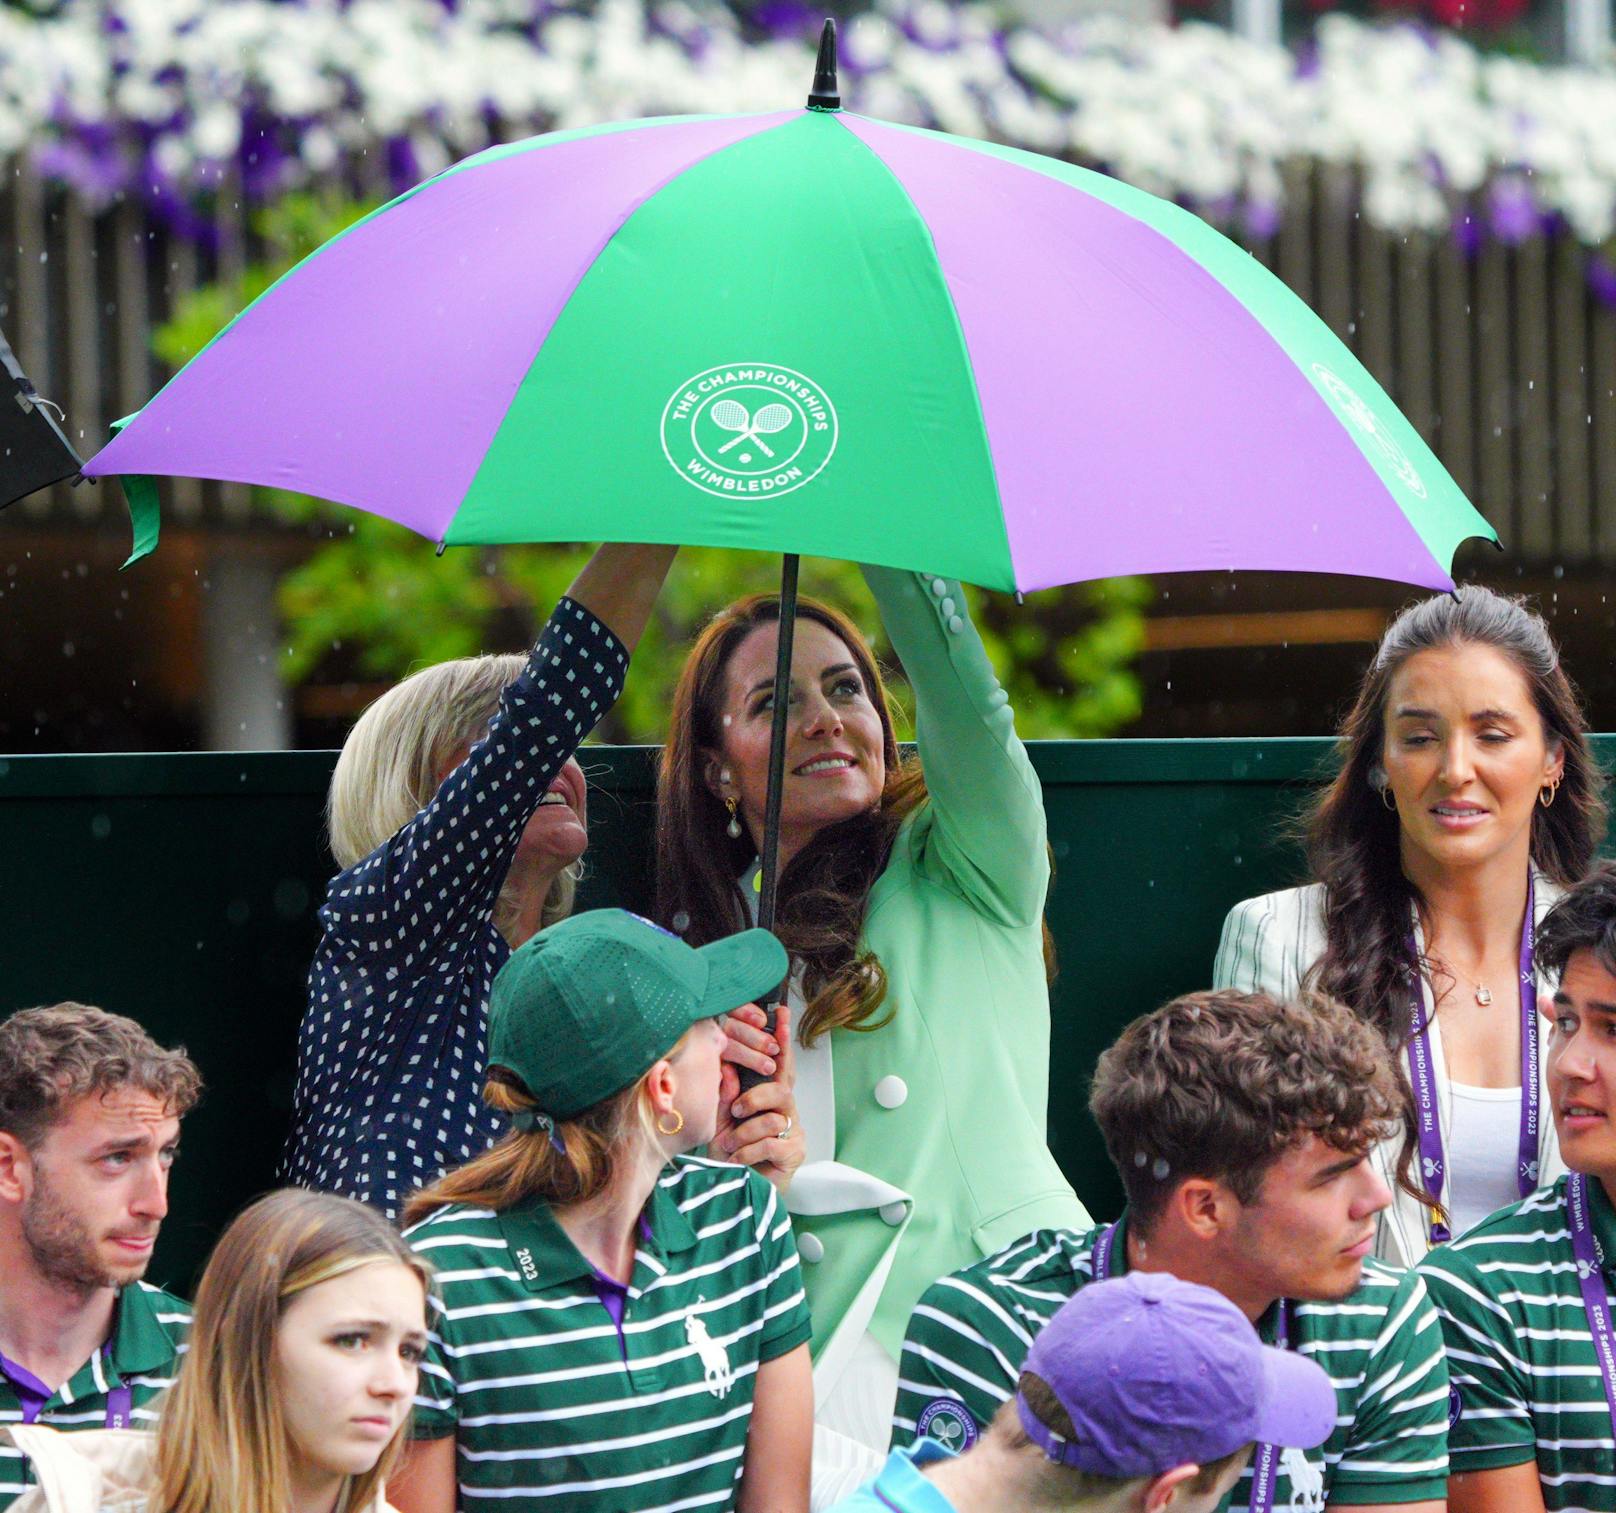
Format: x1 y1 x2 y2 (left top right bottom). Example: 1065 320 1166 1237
82 26 1494 962
84 37 1491 589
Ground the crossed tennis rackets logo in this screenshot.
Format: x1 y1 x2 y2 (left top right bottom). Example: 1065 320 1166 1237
659 363 839 500
709 399 796 458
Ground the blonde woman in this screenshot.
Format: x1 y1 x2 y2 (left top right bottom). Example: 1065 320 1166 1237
3 1188 429 1513
281 544 677 1217
394 909 813 1513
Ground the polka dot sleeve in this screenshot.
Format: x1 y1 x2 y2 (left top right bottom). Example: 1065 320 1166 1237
317 598 628 963
281 598 627 1215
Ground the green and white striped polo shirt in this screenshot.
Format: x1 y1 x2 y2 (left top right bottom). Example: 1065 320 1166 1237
894 1218 1449 1511
1418 1175 1616 1509
406 1155 812 1510
0 1281 191 1509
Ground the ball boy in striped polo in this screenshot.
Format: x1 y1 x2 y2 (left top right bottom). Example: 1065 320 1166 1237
893 989 1451 1513
836 1272 1337 1513
396 909 812 1513
0 1005 199 1510
1418 867 1616 1513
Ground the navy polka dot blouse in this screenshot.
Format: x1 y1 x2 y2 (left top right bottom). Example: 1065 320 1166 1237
281 599 627 1217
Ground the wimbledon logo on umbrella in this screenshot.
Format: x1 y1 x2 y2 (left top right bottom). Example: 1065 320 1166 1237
661 364 838 499
1310 363 1427 500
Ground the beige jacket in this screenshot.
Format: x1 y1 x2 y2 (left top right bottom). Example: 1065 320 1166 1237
1213 873 1565 1269
0 1427 400 1513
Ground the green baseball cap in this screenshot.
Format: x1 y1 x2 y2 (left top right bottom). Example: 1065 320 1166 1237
487 908 788 1121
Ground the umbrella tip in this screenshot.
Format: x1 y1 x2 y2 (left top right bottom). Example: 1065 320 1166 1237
806 18 840 111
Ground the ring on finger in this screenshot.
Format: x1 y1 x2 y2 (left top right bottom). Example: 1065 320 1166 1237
779 1117 794 1137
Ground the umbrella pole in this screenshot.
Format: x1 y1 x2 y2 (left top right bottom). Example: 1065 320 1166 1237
757 553 799 938
753 552 799 1038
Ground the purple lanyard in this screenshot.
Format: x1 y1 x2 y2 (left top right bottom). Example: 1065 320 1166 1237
0 1343 131 1430
1405 874 1539 1245
103 1350 132 1430
1566 1174 1616 1434
1092 1225 1290 1513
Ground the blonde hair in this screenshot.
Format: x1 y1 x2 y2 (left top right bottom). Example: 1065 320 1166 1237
403 1031 694 1226
992 1374 1253 1502
152 1189 431 1513
327 652 577 939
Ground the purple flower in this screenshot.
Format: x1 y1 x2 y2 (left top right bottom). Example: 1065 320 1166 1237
386 136 421 193
1242 197 1282 241
1487 176 1538 245
1588 254 1616 309
1452 207 1484 255
749 0 814 40
30 137 130 208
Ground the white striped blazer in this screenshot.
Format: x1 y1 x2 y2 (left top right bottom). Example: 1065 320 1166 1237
1212 872 1564 1269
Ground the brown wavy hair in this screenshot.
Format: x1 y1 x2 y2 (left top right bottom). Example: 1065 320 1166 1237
1089 988 1409 1230
1305 586 1605 1052
0 1003 201 1149
153 1189 428 1513
654 593 929 1045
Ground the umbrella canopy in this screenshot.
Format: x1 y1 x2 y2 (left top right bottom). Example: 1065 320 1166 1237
85 93 1492 590
2 325 84 512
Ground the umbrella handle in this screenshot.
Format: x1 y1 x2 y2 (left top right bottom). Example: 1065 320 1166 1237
737 553 799 1093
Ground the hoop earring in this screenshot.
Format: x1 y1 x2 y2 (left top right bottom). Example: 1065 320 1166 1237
1540 779 1561 808
724 796 742 840
1380 785 1397 812
657 1110 685 1137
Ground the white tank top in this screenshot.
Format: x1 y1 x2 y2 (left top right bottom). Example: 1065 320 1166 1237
1446 1082 1528 1239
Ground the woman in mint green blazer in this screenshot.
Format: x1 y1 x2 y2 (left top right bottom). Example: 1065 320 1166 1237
657 566 1088 1504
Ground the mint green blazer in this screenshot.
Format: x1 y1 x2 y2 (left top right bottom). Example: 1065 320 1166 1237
787 566 1089 1379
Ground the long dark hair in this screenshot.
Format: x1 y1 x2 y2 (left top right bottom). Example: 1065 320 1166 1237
655 593 929 1045
1306 585 1605 1048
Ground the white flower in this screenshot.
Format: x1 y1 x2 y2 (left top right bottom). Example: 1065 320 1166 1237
5 0 1616 250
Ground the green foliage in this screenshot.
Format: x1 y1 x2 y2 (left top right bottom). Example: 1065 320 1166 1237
154 196 1147 744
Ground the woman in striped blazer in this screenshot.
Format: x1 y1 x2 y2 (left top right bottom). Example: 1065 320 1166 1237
1215 586 1604 1267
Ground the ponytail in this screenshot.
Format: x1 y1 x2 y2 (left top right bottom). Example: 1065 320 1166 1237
403 1069 662 1225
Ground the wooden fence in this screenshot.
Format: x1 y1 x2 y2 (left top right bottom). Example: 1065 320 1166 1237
6 159 1615 562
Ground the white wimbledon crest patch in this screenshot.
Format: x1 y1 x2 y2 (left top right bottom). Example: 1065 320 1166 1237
661 363 838 500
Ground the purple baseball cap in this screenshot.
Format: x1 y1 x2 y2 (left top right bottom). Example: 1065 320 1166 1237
1017 1271 1337 1477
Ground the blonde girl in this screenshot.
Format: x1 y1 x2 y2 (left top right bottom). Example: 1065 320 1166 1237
6 1188 431 1513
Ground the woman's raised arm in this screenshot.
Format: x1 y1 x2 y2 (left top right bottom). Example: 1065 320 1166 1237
862 563 1047 928
567 543 678 653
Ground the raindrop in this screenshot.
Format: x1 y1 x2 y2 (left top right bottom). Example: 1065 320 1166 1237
273 879 311 919
61 641 75 658
604 992 617 1006
672 911 691 934
722 714 733 727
